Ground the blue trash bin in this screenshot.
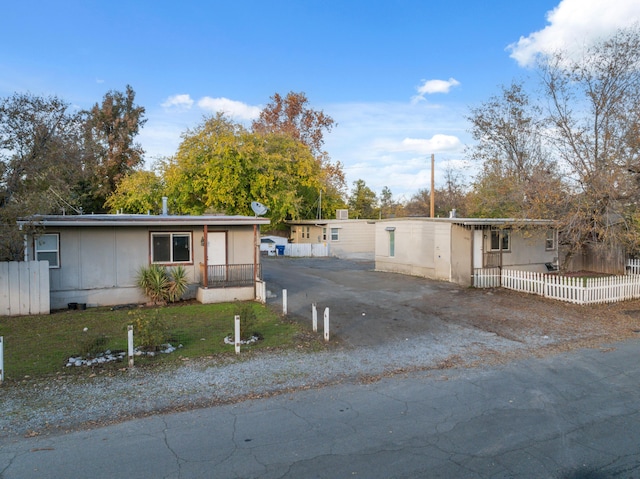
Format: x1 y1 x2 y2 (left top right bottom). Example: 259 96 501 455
276 245 285 256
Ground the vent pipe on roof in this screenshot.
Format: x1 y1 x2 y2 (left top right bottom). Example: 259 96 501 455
162 197 168 216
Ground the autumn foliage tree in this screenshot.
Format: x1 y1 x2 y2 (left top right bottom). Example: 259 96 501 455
467 26 640 263
540 28 640 258
0 93 85 259
252 91 345 219
81 85 146 212
465 81 565 219
159 114 325 224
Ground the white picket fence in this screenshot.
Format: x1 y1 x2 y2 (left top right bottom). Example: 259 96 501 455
627 258 640 274
283 243 329 257
473 265 640 305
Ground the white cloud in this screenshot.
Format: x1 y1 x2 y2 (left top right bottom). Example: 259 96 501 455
508 0 640 67
161 94 194 109
197 97 260 120
412 78 460 103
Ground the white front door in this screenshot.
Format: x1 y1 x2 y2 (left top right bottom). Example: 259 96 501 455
207 232 227 265
207 232 227 280
473 229 483 269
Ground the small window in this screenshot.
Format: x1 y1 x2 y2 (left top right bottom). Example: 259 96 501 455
388 230 395 257
322 228 327 241
151 232 192 264
35 233 59 268
546 230 556 250
306 226 310 239
490 230 501 251
490 229 510 251
330 228 339 241
501 230 510 251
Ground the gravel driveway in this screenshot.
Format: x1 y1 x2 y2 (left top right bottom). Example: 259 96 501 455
1 257 639 439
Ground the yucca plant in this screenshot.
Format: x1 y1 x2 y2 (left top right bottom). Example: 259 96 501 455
137 264 190 304
167 265 189 302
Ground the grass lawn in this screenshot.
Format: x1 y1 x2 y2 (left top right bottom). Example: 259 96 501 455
0 301 316 381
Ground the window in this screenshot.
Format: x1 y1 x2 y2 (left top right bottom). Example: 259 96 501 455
151 232 191 264
322 228 327 241
546 230 556 250
35 233 59 268
388 230 395 257
330 228 339 241
490 229 510 251
305 226 310 239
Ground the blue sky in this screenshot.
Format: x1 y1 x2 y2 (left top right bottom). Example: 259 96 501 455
2 0 640 201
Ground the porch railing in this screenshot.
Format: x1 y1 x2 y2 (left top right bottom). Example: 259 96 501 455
199 263 262 288
483 251 502 268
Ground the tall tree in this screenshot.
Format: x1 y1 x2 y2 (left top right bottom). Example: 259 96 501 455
348 179 378 219
251 91 346 217
157 114 324 225
466 81 565 219
82 85 146 212
541 27 640 256
252 91 335 159
0 92 84 259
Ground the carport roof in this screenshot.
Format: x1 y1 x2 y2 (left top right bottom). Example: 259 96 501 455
18 214 270 227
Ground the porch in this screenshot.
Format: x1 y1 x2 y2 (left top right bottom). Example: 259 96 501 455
199 263 262 288
197 263 266 304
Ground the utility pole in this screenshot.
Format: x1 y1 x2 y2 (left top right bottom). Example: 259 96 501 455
430 154 435 218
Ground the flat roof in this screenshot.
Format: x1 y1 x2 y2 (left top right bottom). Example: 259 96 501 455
376 217 555 226
18 214 270 227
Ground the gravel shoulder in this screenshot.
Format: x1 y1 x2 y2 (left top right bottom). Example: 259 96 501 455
2 258 640 440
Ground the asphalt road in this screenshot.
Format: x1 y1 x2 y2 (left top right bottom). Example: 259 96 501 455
1 339 639 478
2 257 639 478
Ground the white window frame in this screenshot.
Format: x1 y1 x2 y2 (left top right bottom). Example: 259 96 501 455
490 229 510 252
151 232 192 264
35 233 60 269
330 228 340 241
545 230 556 250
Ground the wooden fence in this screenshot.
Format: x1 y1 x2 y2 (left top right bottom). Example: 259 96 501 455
0 261 50 316
473 265 640 305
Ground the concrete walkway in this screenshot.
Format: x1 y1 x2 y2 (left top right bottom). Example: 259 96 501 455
1 339 639 478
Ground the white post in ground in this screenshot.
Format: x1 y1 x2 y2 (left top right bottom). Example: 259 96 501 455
234 315 241 354
312 303 317 332
283 289 288 315
324 307 330 342
127 325 134 368
0 336 4 384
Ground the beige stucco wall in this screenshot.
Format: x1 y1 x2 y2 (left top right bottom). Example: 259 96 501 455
289 220 376 260
375 220 453 281
29 224 259 309
375 219 557 287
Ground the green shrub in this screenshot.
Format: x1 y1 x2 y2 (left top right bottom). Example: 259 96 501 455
235 302 259 341
78 333 109 358
129 309 169 351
